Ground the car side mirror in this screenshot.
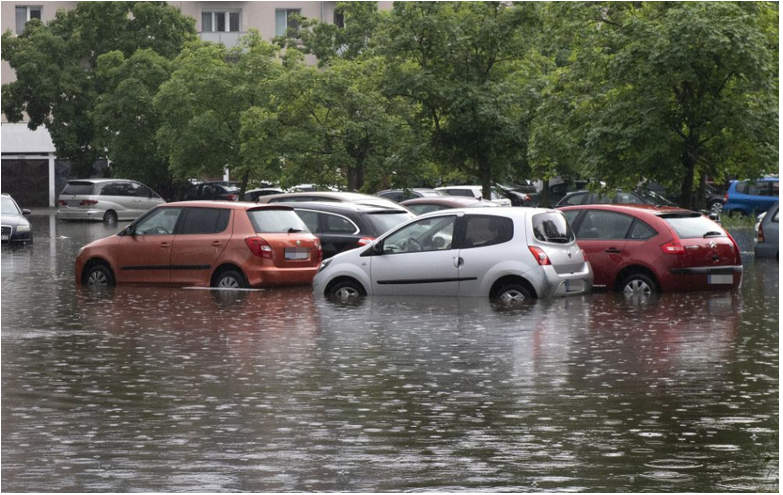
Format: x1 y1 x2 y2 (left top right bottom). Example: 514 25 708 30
22 209 31 216
121 225 136 236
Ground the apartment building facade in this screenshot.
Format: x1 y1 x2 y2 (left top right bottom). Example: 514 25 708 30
2 1 386 206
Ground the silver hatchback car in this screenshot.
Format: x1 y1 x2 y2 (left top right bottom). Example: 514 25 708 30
57 179 165 223
313 208 593 302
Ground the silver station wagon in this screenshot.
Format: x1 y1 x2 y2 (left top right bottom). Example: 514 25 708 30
313 207 593 302
57 179 165 223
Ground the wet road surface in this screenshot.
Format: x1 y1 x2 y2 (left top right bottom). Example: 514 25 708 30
1 210 778 492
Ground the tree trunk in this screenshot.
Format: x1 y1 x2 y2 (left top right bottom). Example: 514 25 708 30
679 138 698 209
480 158 492 200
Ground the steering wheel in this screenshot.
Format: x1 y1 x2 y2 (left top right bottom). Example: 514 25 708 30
153 226 169 235
407 237 422 252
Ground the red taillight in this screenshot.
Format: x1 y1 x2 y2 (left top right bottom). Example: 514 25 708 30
528 246 551 266
79 200 98 206
357 237 375 246
660 240 686 255
315 243 323 264
757 223 765 243
245 237 273 259
58 200 67 206
227 194 238 201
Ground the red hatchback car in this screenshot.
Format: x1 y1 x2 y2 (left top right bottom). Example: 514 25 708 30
559 204 742 295
76 201 322 289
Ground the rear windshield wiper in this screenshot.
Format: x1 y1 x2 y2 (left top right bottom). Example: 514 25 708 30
288 227 305 233
703 231 724 238
547 236 571 243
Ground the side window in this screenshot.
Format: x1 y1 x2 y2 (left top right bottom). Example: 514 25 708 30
616 192 645 204
178 208 230 235
134 208 182 235
628 220 658 240
295 210 320 233
462 215 513 249
134 184 153 198
323 214 357 234
562 210 580 227
383 216 456 254
564 193 587 206
576 210 633 240
736 181 749 194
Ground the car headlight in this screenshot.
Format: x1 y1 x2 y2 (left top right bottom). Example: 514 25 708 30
16 223 31 232
317 258 332 273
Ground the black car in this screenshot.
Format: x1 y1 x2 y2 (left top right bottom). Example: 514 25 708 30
556 188 676 208
289 201 415 259
182 181 240 201
375 188 446 203
1 193 33 245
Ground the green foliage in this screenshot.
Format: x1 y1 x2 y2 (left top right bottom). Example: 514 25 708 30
2 2 196 178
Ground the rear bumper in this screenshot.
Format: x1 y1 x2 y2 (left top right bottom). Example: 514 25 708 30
754 243 778 259
57 209 103 221
540 263 593 298
245 266 319 287
664 265 743 290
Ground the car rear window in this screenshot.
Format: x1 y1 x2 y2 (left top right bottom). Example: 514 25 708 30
532 211 575 244
366 211 416 234
659 213 726 239
247 208 309 233
61 182 95 195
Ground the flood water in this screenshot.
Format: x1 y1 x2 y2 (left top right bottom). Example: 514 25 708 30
2 210 778 492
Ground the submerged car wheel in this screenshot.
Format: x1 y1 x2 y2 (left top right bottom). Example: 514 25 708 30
103 210 118 224
620 273 657 297
84 264 115 288
495 284 532 304
213 269 247 289
328 279 366 300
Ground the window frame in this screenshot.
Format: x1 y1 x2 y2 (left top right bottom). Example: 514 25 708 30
275 9 301 37
15 5 42 34
201 9 241 33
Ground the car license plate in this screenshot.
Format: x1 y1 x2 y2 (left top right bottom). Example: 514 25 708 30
1 235 9 241
284 247 309 260
565 279 584 292
708 274 733 285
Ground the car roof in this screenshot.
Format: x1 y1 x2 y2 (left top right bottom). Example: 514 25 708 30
400 197 485 207
416 206 557 219
161 200 294 211
287 201 411 214
67 178 136 184
558 203 696 216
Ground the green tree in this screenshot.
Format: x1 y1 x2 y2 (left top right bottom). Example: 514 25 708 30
543 2 778 208
1 1 196 177
92 49 176 197
380 2 543 199
154 31 283 195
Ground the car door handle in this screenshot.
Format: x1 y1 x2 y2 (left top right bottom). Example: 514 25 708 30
212 241 222 247
160 242 171 248
605 248 621 254
453 257 464 268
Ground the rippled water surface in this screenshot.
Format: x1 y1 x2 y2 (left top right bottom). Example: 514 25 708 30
2 211 778 492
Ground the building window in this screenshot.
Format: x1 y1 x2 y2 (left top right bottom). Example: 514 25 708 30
334 10 345 29
202 10 240 32
15 6 42 34
275 9 301 37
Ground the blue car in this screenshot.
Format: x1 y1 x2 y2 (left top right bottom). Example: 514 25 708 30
723 178 779 216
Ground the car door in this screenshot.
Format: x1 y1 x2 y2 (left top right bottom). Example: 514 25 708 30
454 214 516 296
169 207 232 286
309 210 363 259
572 210 633 288
114 207 183 285
133 183 162 216
370 215 459 296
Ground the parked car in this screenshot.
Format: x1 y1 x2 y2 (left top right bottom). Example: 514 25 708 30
559 204 742 296
400 196 500 215
556 188 675 208
723 178 779 216
256 191 403 209
645 181 727 213
1 193 33 245
182 181 240 201
75 201 322 289
57 179 165 223
754 202 779 259
375 188 447 203
244 187 284 202
313 207 593 302
435 185 513 207
290 201 415 259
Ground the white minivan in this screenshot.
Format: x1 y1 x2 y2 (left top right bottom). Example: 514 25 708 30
57 179 165 223
313 208 592 302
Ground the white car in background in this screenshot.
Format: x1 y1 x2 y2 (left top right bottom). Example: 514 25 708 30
313 207 593 303
436 185 513 207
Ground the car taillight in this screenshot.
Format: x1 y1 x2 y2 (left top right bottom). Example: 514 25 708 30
757 223 765 243
245 237 273 259
227 194 238 201
79 200 98 206
660 240 686 255
528 246 551 266
357 237 375 246
58 200 67 206
315 243 323 264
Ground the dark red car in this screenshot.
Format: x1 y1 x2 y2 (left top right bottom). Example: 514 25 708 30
559 204 742 295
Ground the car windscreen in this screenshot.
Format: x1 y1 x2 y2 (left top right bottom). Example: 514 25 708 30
365 211 416 234
61 182 95 195
247 208 309 233
532 211 575 243
1 197 21 215
660 213 726 239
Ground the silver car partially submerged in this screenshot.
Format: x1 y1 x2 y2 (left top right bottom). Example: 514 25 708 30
313 207 593 302
57 179 165 223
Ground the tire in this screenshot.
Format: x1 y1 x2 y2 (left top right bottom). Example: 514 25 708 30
212 269 247 289
494 284 532 304
103 210 118 224
619 273 657 297
327 279 366 300
709 200 724 214
84 264 115 288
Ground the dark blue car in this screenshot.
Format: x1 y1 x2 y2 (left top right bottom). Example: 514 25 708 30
723 178 779 216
